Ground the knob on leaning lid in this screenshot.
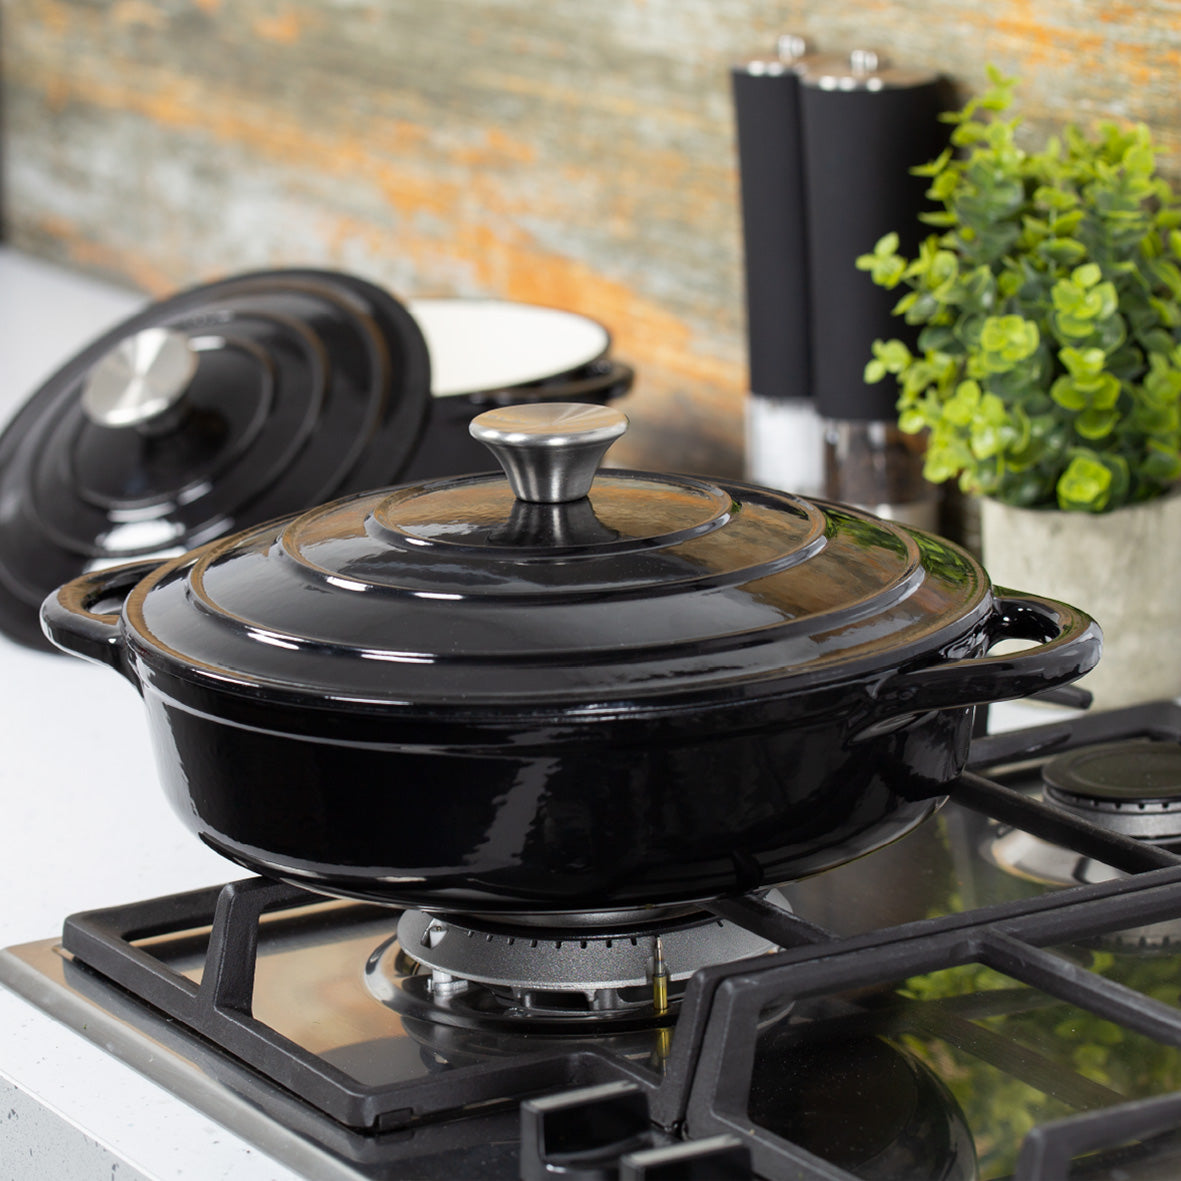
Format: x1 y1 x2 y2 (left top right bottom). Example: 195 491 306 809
470 402 628 503
81 327 198 430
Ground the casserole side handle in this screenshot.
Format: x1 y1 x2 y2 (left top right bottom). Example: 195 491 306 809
875 590 1102 714
40 560 160 681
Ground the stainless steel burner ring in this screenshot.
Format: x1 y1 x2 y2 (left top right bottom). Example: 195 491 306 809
393 892 790 992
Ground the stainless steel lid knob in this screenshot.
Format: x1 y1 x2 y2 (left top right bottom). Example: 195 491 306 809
81 327 198 429
470 402 629 503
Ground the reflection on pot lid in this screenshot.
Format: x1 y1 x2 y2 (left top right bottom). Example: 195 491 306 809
0 268 431 652
749 1031 977 1181
119 403 991 709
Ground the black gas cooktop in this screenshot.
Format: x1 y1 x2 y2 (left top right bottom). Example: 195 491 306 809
8 703 1181 1180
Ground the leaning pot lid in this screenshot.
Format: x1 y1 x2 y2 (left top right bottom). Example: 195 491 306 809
0 268 430 650
113 403 990 711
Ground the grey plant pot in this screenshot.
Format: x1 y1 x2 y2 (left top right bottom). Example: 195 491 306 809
980 489 1181 710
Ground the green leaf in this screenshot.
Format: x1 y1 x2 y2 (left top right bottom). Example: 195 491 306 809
857 250 907 289
1157 205 1181 231
1050 375 1088 411
1052 280 1085 315
1150 295 1181 327
944 379 982 425
1092 281 1119 319
1092 312 1128 353
1039 237 1088 266
1034 185 1078 212
1075 407 1120 438
874 339 913 371
985 63 1017 91
1124 141 1156 176
970 421 1005 458
1059 347 1107 379
1049 210 1084 235
1084 371 1122 409
1143 440 1181 482
929 169 961 200
1057 453 1113 510
1140 328 1176 360
893 291 919 315
997 270 1023 298
923 452 960 483
898 407 928 434
1007 404 1033 453
917 323 957 352
976 315 1040 372
912 148 953 178
905 291 941 323
1153 258 1181 300
1104 454 1131 504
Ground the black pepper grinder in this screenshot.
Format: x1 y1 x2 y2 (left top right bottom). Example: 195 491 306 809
798 50 949 528
731 36 823 497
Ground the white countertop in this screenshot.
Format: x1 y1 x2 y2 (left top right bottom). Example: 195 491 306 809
0 248 309 1181
0 250 237 948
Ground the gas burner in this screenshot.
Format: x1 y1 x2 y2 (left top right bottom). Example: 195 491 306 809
1042 740 1181 840
987 739 1181 951
365 891 790 1033
990 740 1181 889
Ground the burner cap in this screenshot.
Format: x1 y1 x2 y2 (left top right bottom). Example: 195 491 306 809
1044 741 1181 802
1042 741 1181 841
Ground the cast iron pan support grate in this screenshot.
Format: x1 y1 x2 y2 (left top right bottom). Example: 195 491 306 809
61 877 652 1135
518 858 1181 1179
1014 1091 1181 1180
678 860 1181 1180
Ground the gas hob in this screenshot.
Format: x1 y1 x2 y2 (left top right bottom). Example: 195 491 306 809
8 704 1181 1179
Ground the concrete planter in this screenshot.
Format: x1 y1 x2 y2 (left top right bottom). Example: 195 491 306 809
979 490 1181 710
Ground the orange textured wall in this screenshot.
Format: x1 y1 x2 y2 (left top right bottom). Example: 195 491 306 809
4 0 1181 473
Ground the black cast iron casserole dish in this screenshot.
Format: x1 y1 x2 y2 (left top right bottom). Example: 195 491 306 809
41 404 1100 914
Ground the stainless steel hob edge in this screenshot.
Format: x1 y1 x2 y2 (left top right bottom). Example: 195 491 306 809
0 944 364 1181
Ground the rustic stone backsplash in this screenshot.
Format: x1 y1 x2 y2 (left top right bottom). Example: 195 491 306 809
4 0 1179 475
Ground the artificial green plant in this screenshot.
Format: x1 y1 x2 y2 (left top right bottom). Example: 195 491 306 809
857 67 1181 511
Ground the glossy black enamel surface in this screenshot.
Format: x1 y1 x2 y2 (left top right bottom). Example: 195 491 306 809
42 461 1101 910
88 476 998 705
139 667 957 910
0 268 430 651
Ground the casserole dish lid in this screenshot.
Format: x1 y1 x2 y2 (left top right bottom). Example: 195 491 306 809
107 403 990 708
0 268 430 650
